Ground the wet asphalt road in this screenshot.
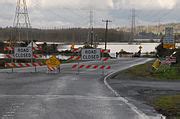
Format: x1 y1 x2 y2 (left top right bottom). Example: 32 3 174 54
0 58 163 119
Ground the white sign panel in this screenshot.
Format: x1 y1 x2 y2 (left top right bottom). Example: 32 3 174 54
14 47 32 59
81 49 101 61
163 27 174 44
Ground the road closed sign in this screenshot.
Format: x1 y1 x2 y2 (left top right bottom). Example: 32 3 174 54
14 47 32 59
81 49 101 61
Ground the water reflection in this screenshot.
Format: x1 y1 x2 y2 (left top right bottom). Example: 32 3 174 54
38 42 179 54
63 43 161 53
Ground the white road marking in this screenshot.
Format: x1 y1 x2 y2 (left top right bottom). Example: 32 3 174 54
0 94 128 101
103 59 166 119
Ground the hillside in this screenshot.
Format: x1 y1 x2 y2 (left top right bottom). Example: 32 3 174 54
119 23 180 34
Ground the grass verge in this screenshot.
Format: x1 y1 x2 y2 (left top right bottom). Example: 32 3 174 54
120 61 180 80
152 95 180 118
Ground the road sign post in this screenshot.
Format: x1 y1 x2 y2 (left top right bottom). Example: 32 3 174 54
102 53 105 76
9 45 13 72
35 66 37 72
78 49 81 75
77 60 80 75
100 49 110 76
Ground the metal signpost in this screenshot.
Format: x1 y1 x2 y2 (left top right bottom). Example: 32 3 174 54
78 51 80 75
101 49 110 76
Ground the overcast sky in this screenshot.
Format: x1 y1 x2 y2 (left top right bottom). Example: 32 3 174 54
0 0 180 28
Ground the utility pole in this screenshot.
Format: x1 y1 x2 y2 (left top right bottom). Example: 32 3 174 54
102 20 112 50
130 8 136 43
89 10 94 47
158 19 161 35
90 28 94 47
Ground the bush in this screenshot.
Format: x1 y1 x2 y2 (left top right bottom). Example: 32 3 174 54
156 43 174 57
156 43 180 63
174 49 180 63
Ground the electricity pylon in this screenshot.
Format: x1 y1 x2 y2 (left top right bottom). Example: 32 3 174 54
13 0 31 28
86 10 94 47
12 0 32 45
129 8 136 43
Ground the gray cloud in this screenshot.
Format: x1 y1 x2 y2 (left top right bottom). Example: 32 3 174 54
0 0 179 28
113 0 177 9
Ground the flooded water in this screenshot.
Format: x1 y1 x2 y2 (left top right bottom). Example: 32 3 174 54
80 43 160 53
59 42 180 53
56 42 180 57
35 41 180 54
1 42 179 59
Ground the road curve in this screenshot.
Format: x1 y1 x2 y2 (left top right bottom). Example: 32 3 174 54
0 58 164 119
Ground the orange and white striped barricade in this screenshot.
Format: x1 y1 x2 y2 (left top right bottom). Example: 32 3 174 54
101 49 110 53
4 54 43 59
4 46 42 51
72 64 111 70
5 62 44 68
67 56 81 61
71 48 81 53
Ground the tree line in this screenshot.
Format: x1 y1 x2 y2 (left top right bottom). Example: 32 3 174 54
0 27 132 43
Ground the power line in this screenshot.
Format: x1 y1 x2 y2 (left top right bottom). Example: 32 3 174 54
130 8 136 43
88 10 94 46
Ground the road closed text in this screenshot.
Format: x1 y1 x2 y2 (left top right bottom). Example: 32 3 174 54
81 49 101 61
82 54 100 60
14 47 33 59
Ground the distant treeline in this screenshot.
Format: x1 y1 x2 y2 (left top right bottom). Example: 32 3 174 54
0 27 161 43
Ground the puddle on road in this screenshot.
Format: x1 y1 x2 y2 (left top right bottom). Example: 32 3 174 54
1 102 25 119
